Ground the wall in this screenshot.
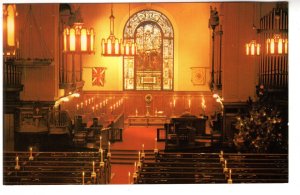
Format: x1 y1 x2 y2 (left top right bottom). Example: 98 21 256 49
17 4 60 101
80 2 214 92
221 2 277 102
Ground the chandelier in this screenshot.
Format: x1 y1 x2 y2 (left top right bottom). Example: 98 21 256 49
63 8 95 54
266 34 288 55
101 4 122 56
123 3 136 56
246 40 261 56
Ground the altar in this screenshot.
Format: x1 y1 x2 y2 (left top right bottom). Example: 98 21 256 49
127 115 168 126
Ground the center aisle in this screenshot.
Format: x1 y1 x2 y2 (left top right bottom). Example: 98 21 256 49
110 125 165 184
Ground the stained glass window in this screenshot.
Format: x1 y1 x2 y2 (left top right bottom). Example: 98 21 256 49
123 10 174 90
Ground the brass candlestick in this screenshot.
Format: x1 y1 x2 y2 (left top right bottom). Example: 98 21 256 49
141 144 145 159
154 138 159 154
99 149 105 168
223 160 228 173
137 151 142 169
91 161 96 178
29 147 34 161
227 169 233 184
15 156 20 170
107 141 111 158
219 150 224 163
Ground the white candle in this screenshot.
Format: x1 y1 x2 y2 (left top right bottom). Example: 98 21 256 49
82 171 85 185
229 169 232 179
85 100 87 106
92 106 95 112
92 161 95 172
16 156 19 165
155 138 157 150
76 104 79 110
99 136 102 150
128 172 131 184
134 162 137 173
188 99 191 109
173 99 176 107
88 99 91 104
135 109 138 116
142 144 144 153
30 147 32 156
92 97 94 103
96 104 98 110
100 149 103 163
81 102 83 108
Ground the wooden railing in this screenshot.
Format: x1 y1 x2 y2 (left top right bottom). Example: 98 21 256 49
3 60 22 88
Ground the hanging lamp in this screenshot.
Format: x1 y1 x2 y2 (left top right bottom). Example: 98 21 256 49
245 4 261 56
3 4 18 56
101 4 122 56
123 3 136 56
63 8 95 54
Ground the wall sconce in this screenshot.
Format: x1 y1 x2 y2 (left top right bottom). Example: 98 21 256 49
246 40 261 56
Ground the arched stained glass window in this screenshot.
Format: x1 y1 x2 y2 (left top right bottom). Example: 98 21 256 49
123 10 174 90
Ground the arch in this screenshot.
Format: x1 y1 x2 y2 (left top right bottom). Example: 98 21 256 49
123 9 174 91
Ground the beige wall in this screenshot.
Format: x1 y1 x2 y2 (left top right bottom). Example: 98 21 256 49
81 3 213 92
13 2 279 103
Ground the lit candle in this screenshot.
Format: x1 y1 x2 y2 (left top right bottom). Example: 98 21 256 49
76 104 79 110
138 151 140 162
99 136 102 150
96 104 98 110
110 106 112 112
128 172 131 184
92 106 94 112
29 147 34 160
100 149 103 163
100 102 102 108
188 99 191 109
135 109 138 116
88 98 91 104
15 156 20 170
173 99 176 107
92 161 95 172
134 161 137 173
82 171 85 185
92 97 94 103
113 104 115 110
85 100 87 106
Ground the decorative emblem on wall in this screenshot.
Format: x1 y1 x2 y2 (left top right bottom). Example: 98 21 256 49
190 67 206 85
92 67 106 86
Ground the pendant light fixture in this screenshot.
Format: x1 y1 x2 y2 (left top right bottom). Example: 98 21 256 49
245 3 261 56
63 8 95 54
3 4 18 56
123 3 136 56
101 4 122 56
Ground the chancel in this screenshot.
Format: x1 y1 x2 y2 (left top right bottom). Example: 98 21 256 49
2 1 289 185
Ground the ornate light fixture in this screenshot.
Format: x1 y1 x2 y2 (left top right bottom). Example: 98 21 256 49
266 35 288 55
63 8 95 54
245 4 261 56
123 3 136 56
3 4 18 56
246 40 261 56
101 4 122 56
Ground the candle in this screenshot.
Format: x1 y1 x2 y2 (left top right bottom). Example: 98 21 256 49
92 161 95 172
76 104 79 110
92 97 94 103
173 99 176 107
229 169 232 179
92 106 95 112
85 100 87 106
188 99 191 109
110 106 112 112
88 99 91 104
29 147 34 160
142 144 144 153
155 138 157 150
99 136 102 150
128 172 131 184
15 156 20 170
81 102 83 108
134 162 137 173
82 171 85 185
135 109 138 116
100 149 103 163
96 104 98 110
100 102 102 108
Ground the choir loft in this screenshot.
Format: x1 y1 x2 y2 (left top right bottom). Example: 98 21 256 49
2 2 289 185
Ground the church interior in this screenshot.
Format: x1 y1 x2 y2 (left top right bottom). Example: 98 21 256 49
2 1 293 188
